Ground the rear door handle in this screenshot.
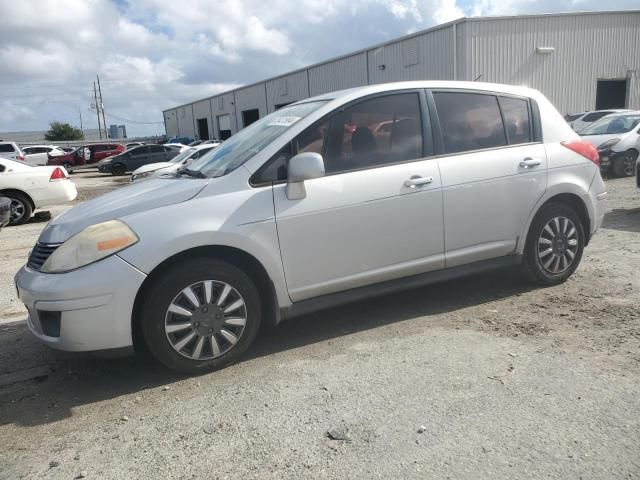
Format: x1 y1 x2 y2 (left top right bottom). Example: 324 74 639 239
404 176 433 187
519 158 542 168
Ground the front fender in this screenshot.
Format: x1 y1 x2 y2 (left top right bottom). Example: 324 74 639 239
118 185 291 308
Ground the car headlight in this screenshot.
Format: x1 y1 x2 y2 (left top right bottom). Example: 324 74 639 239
130 171 152 182
41 220 139 273
597 138 620 150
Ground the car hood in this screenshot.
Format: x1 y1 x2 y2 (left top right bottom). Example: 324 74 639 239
38 177 209 243
131 161 175 175
580 133 621 148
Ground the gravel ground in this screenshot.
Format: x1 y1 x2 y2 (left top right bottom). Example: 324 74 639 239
0 172 638 479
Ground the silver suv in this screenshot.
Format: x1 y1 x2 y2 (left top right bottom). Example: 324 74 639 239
15 82 606 373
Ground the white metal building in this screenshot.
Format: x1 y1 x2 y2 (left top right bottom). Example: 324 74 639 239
163 10 640 140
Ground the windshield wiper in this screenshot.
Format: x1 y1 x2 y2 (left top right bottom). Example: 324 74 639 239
176 167 207 179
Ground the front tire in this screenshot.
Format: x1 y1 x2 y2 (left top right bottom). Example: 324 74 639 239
612 149 638 177
523 203 585 285
140 257 262 374
5 192 33 226
111 163 126 176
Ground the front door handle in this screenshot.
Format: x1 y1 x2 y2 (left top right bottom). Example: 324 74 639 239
519 158 542 168
404 176 433 188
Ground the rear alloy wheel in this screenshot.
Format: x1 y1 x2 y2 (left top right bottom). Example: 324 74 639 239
111 163 126 176
5 192 32 226
62 162 74 174
523 203 584 285
612 149 638 177
141 257 261 373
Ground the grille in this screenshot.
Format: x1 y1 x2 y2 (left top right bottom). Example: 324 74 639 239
27 243 60 271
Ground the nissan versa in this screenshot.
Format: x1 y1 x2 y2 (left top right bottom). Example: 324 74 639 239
16 81 606 373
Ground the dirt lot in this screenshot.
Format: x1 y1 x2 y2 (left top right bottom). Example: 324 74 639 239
0 172 639 479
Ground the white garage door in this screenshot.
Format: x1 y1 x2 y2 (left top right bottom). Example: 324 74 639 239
217 114 231 131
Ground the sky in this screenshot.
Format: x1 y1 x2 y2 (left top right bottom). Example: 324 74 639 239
0 0 637 137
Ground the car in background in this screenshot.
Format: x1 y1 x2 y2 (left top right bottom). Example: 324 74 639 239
97 144 180 175
21 145 66 166
567 109 631 132
130 144 218 181
168 136 194 145
580 111 640 177
48 143 125 172
125 142 146 150
0 196 10 230
164 143 190 153
0 142 26 163
60 146 75 153
0 158 77 225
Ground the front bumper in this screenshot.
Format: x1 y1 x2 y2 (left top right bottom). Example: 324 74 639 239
15 255 146 352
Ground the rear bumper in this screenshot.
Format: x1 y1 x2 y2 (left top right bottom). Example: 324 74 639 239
33 181 77 208
15 255 146 352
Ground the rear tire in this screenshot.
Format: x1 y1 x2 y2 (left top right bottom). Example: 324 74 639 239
111 163 126 176
612 149 637 177
140 257 262 374
522 203 585 285
4 192 33 226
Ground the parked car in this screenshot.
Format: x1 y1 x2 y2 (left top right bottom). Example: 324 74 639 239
48 143 125 172
97 144 180 175
580 111 640 177
0 196 10 230
21 145 66 166
125 142 146 150
15 81 606 373
163 143 190 153
130 144 218 181
0 158 77 225
567 109 631 132
0 141 26 163
168 136 194 145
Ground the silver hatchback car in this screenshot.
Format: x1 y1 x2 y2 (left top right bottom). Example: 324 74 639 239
16 81 606 373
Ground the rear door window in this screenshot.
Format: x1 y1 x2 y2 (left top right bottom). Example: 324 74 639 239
498 96 532 144
433 92 507 154
583 111 611 122
148 145 165 154
131 146 149 156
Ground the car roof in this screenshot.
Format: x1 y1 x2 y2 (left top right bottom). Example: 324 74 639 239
598 110 640 118
293 80 541 105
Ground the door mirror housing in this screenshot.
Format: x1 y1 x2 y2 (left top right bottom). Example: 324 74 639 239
286 152 325 200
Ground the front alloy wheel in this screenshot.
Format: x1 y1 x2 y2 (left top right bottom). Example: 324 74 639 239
165 280 247 360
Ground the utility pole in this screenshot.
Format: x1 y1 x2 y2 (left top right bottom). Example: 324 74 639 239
79 109 83 133
97 75 108 138
93 80 102 139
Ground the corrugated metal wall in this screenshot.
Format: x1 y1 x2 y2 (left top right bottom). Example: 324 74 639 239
368 27 454 83
266 70 309 112
210 92 238 137
233 84 268 128
308 52 368 95
192 99 213 140
176 105 195 139
466 12 640 114
164 110 178 138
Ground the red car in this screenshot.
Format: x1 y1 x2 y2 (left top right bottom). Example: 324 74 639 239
48 143 125 173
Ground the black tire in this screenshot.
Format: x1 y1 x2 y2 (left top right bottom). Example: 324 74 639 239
4 192 33 226
62 162 74 174
612 149 638 178
111 163 126 176
140 257 262 374
522 203 585 285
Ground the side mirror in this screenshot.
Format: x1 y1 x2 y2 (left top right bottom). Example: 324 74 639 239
286 152 325 200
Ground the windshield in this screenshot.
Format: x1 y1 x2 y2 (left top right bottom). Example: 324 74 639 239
187 101 327 177
581 114 640 135
169 147 197 163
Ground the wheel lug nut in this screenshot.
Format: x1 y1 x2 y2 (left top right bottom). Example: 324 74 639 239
208 328 213 333
194 322 200 327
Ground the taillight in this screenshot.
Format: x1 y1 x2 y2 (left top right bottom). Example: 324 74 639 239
49 167 67 181
561 140 599 166
17 154 25 161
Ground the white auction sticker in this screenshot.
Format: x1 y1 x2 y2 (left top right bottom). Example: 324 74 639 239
268 116 301 127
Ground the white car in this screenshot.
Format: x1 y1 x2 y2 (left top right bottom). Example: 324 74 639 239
0 157 77 225
21 145 67 166
0 142 26 163
130 144 218 181
567 109 631 133
580 111 640 177
163 143 190 153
